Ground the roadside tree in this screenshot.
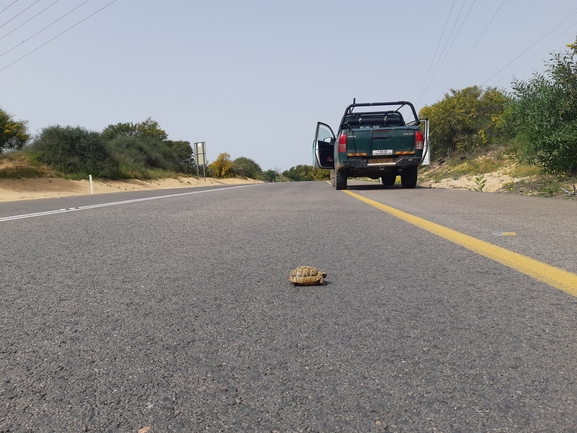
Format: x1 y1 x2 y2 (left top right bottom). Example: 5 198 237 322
208 153 234 178
263 169 277 182
506 38 577 174
0 108 30 151
31 125 119 178
101 122 137 140
136 118 169 141
233 157 263 179
102 117 168 141
105 136 184 176
165 140 195 173
283 165 329 181
419 86 510 159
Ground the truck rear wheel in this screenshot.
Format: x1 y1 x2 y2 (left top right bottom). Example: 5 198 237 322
335 170 347 190
401 166 418 188
381 175 396 186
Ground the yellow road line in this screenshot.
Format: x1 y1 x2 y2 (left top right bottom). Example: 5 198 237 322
344 190 577 297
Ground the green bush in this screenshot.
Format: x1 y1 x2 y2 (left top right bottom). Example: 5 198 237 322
506 40 577 174
106 136 184 177
102 117 168 141
208 153 234 178
165 140 195 174
0 107 30 151
232 157 263 179
263 169 277 182
419 86 511 159
30 125 119 178
282 164 330 181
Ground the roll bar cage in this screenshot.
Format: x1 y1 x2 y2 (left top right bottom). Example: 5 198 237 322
339 100 420 128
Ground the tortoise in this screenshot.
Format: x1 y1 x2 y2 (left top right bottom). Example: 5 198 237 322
289 266 327 286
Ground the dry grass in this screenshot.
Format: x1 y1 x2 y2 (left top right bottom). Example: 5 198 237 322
0 152 57 178
419 149 577 198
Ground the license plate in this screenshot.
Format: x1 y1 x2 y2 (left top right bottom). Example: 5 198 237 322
373 149 393 156
371 158 393 163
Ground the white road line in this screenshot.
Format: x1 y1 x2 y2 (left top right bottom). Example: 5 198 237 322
0 185 253 222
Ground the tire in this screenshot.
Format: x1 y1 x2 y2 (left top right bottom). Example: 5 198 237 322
335 170 347 190
381 175 396 186
401 166 418 188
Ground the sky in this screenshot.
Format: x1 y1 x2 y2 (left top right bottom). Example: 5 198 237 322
1 0 577 172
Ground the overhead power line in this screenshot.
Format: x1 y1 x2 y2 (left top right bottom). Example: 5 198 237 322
0 1 21 16
0 0 39 29
482 6 577 86
417 1 575 107
416 0 476 107
0 0 116 72
426 1 470 88
415 0 457 106
0 0 61 42
0 0 90 58
426 0 476 95
438 0 507 98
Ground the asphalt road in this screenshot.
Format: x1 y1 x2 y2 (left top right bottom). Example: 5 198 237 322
1 181 576 432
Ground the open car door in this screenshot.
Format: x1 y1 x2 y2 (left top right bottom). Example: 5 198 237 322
313 122 335 169
420 118 430 166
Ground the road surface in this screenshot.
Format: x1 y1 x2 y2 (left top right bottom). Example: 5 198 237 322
1 181 576 432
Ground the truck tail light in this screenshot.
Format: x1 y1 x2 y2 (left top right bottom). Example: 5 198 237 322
415 130 424 150
338 133 347 153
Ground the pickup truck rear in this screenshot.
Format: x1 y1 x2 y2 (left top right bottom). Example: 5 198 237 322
313 100 429 190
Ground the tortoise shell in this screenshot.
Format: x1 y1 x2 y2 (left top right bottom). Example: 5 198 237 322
289 266 327 286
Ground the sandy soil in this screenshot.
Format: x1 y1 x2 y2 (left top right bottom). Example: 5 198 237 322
418 169 515 192
0 173 506 204
0 171 515 203
0 176 262 203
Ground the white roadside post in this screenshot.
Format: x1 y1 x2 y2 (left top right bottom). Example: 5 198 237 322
89 175 94 194
420 118 430 166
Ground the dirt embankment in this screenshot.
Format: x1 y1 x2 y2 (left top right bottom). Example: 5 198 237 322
0 176 261 203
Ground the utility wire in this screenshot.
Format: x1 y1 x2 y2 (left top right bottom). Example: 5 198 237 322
0 1 21 16
488 18 577 86
482 6 577 86
438 0 507 98
0 0 39 29
424 1 476 100
0 0 90 59
418 0 475 107
0 0 116 72
415 0 457 106
425 1 468 90
0 0 61 42
420 2 468 104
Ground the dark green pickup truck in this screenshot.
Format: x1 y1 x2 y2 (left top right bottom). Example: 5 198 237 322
313 100 429 190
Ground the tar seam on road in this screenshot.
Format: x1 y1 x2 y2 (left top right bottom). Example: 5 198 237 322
0 185 254 223
344 190 577 297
